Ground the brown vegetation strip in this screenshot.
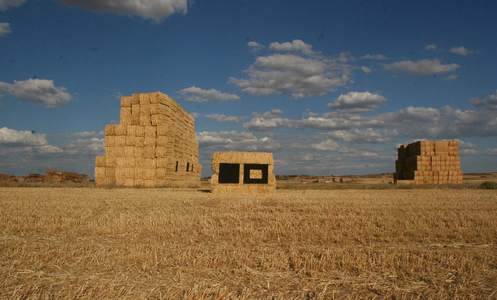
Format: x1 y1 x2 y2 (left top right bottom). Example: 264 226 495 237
0 188 496 298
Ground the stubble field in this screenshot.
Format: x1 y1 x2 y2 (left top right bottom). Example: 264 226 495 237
0 187 496 299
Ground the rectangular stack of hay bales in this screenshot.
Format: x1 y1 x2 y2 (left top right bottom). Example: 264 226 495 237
394 140 463 184
211 151 276 192
95 92 201 188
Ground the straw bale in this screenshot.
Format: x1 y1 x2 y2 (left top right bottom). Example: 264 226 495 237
95 167 105 179
120 96 133 107
124 168 134 179
143 169 156 180
139 94 150 105
156 136 168 146
156 158 169 168
125 136 135 146
126 126 136 136
135 126 145 137
105 157 117 167
140 115 151 126
144 146 156 158
134 147 144 158
156 147 171 158
95 156 106 167
105 167 115 177
143 180 155 188
131 104 140 115
134 178 144 187
157 125 169 136
156 168 167 178
114 125 127 136
124 146 135 157
144 137 156 146
143 158 156 169
145 126 156 138
115 136 126 147
105 124 117 136
105 135 115 147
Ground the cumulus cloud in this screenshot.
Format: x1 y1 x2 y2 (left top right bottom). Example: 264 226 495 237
449 46 473 56
206 114 240 122
425 44 437 51
198 131 280 151
0 22 11 37
0 127 62 155
310 139 339 151
247 41 264 51
384 59 459 75
361 53 388 60
0 79 72 107
0 0 26 11
328 91 386 113
178 86 240 103
471 91 497 111
328 128 395 143
230 52 352 98
60 0 189 22
269 39 314 54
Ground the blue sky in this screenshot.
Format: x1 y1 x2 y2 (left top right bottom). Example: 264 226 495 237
1 0 497 176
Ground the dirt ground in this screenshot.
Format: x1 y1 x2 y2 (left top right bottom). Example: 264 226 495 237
0 188 496 299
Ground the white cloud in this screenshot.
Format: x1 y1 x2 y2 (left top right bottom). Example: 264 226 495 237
425 44 437 51
63 136 104 156
328 128 395 143
360 66 372 74
449 46 473 56
230 52 352 98
0 22 11 37
384 59 459 75
247 41 264 51
471 91 497 111
198 131 280 151
310 139 339 151
0 0 26 11
329 91 386 112
178 86 240 103
0 127 62 155
0 79 72 107
206 113 240 122
60 0 189 22
361 53 388 60
269 39 314 55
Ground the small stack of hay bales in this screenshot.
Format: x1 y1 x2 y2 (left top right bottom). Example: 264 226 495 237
210 151 276 192
95 92 201 188
394 140 463 184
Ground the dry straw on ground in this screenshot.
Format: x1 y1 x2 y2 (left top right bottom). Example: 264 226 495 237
1 188 496 298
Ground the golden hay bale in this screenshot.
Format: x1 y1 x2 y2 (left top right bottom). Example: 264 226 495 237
115 136 126 147
125 136 135 146
105 124 117 136
156 136 168 146
95 156 106 167
114 125 127 136
120 96 133 107
143 158 156 169
144 137 156 146
143 146 156 158
156 125 169 136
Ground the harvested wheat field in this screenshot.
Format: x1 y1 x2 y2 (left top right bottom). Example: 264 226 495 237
1 188 496 299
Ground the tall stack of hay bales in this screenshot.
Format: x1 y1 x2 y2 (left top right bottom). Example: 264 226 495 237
394 140 463 184
95 92 201 188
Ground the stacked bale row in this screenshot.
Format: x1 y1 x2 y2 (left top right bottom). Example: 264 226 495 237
394 140 463 184
95 92 200 187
